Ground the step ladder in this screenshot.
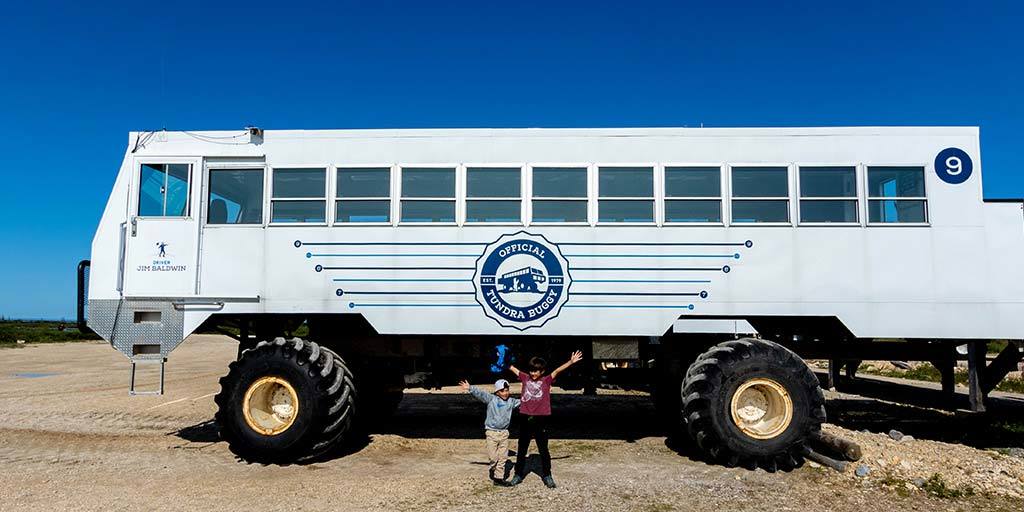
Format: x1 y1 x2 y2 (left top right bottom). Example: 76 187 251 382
129 356 166 396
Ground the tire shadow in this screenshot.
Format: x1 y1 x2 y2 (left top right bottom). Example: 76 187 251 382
170 379 1024 466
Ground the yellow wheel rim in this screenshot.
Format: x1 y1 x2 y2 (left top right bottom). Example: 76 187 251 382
729 378 793 440
242 376 299 436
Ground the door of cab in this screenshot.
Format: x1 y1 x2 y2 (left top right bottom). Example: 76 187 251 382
123 158 202 297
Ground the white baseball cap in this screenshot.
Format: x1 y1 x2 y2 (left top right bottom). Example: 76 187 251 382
494 379 510 392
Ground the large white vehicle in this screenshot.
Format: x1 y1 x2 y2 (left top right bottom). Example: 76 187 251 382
79 126 1023 468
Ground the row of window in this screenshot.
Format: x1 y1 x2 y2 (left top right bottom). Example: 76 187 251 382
138 163 929 226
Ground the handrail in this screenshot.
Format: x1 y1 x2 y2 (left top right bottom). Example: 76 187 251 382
76 260 91 333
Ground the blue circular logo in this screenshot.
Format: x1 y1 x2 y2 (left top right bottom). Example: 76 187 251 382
935 147 972 185
473 232 571 330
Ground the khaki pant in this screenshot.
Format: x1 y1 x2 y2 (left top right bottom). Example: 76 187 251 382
485 429 510 479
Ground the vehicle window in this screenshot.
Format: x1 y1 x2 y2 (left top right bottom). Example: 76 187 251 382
531 166 588 223
271 168 326 223
208 169 264 224
400 167 455 222
799 166 857 223
731 166 789 223
867 166 927 223
138 163 190 217
598 166 654 223
337 167 390 223
665 166 721 223
466 167 521 223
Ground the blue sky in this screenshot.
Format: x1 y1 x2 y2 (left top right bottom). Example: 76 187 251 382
1 1 1021 319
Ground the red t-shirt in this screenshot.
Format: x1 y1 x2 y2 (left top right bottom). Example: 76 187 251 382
518 372 553 416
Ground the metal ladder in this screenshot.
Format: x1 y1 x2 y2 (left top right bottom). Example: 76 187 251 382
129 356 166 396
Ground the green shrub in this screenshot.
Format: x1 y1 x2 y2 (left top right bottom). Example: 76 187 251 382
0 320 100 345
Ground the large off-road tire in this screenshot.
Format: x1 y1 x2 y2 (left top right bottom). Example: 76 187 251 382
681 338 825 471
214 337 356 464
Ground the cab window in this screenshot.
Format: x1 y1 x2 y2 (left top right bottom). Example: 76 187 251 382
208 169 264 224
138 163 190 217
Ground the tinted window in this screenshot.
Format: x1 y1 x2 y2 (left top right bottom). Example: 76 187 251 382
271 201 325 223
868 167 925 197
532 200 588 223
138 164 167 216
208 169 264 224
400 200 455 222
138 163 190 217
731 167 788 197
599 167 653 197
165 165 190 216
732 200 789 223
337 168 389 197
598 200 653 222
665 200 721 223
800 200 857 223
336 200 390 223
533 167 587 197
665 167 720 197
273 168 325 198
466 200 521 223
402 168 455 198
869 200 927 223
467 167 520 197
800 166 856 197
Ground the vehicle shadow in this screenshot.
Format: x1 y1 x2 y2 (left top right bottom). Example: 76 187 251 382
820 373 1024 449
171 382 1024 465
375 392 663 441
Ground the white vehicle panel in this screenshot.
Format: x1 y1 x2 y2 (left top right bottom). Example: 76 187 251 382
86 127 1024 352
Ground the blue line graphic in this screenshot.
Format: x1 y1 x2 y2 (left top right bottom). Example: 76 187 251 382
564 304 696 309
349 303 478 308
303 241 487 246
309 253 479 258
322 266 475 271
297 240 753 248
574 279 712 283
561 242 746 247
571 292 701 296
342 291 475 295
333 278 472 282
564 254 739 258
570 267 723 271
347 303 695 309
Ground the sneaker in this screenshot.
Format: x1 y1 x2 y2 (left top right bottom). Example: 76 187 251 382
507 475 524 487
542 475 557 488
491 478 509 487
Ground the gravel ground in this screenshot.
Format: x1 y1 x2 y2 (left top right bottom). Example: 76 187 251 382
1 335 1023 511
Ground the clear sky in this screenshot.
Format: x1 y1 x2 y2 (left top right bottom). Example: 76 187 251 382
1 1 1021 319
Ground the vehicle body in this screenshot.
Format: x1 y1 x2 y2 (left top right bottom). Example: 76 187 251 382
78 126 1023 467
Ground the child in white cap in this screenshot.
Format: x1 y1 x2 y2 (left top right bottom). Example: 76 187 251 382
459 378 521 485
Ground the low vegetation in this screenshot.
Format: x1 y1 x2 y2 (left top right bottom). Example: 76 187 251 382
0 319 99 345
858 362 1024 394
921 473 975 499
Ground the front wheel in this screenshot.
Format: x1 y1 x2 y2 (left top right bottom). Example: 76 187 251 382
214 338 357 464
681 338 825 471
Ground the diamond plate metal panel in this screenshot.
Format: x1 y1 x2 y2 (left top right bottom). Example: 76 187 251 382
88 299 186 358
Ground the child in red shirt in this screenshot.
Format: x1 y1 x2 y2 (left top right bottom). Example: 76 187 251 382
507 350 583 488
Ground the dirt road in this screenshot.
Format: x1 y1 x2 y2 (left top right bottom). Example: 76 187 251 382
1 335 1022 511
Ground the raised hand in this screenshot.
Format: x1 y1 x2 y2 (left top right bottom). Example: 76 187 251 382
569 350 583 365
458 379 471 391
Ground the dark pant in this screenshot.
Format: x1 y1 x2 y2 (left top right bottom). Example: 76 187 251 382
514 415 551 477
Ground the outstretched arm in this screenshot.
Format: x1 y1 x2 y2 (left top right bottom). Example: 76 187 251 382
551 350 584 380
507 364 521 377
460 379 491 403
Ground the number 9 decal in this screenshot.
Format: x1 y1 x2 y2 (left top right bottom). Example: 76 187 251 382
935 148 972 184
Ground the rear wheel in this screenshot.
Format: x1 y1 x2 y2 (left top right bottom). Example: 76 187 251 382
681 338 825 471
215 337 357 463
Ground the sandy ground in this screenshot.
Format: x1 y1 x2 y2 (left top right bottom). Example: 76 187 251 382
1 335 1022 511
